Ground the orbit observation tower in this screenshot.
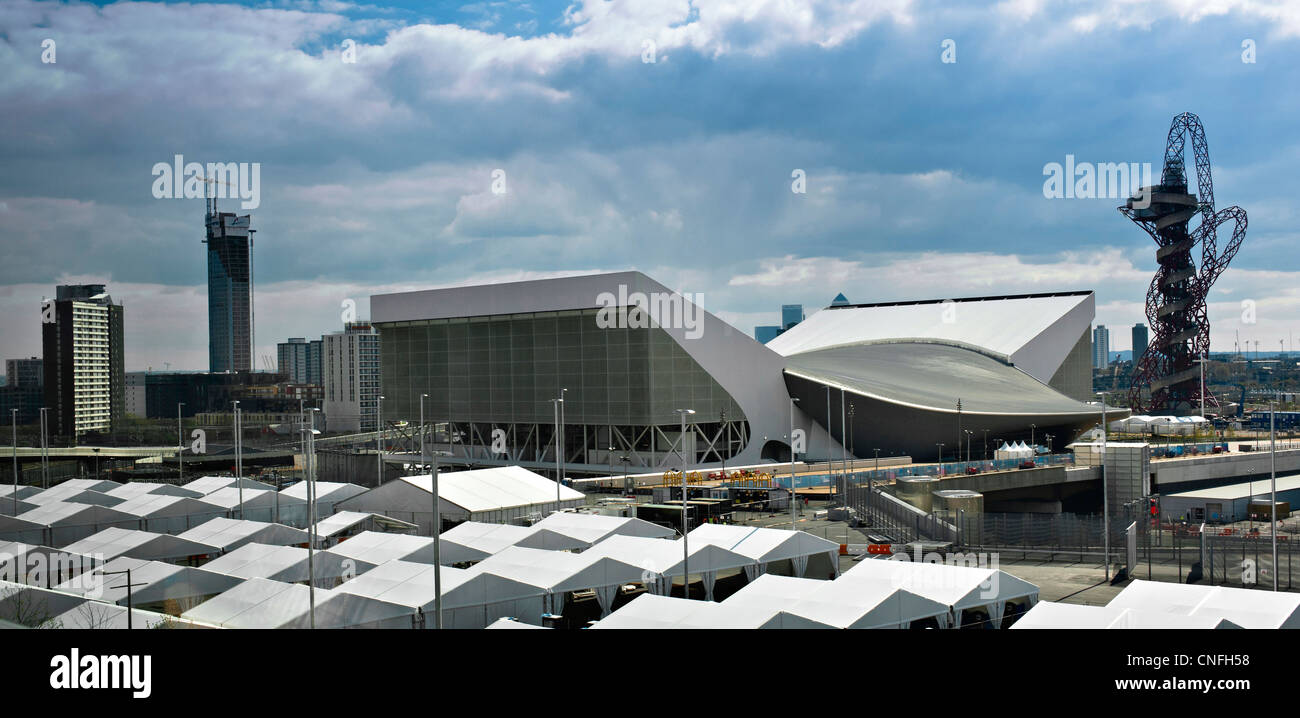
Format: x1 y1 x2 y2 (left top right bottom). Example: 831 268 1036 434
1121 113 1248 414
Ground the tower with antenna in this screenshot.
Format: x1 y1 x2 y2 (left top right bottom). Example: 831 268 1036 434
203 179 256 373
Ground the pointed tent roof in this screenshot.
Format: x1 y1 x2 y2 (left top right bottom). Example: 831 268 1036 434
841 558 1038 612
61 527 219 563
175 517 309 552
180 577 333 629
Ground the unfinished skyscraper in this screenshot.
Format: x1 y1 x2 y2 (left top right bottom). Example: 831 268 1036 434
205 201 254 373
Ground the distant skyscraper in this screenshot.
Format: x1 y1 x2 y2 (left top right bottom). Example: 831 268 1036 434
42 284 125 437
0 357 44 425
830 293 851 307
277 337 323 385
206 209 254 373
1132 323 1149 363
1092 325 1110 369
781 304 804 331
323 322 381 432
754 326 782 344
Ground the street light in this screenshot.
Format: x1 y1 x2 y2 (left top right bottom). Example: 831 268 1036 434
1030 423 1036 449
788 398 799 527
376 395 385 486
1194 355 1210 418
551 392 566 507
1097 392 1109 581
964 429 973 463
38 407 48 489
982 429 990 460
675 408 696 598
305 408 321 628
10 409 17 516
1270 391 1278 591
420 394 429 473
233 400 243 519
426 445 453 628
177 402 186 482
936 443 944 465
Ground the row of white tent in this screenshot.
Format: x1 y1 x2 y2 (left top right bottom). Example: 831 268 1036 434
2 519 844 628
1013 580 1300 629
0 477 368 547
594 556 1040 629
993 441 1035 460
1108 415 1210 435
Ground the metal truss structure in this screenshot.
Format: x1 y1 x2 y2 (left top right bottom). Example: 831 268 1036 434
1121 112 1248 414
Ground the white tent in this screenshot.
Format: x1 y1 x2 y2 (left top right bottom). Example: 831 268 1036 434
1105 580 1300 629
588 593 717 629
310 559 547 628
201 543 360 587
175 517 310 553
52 601 195 629
110 495 226 535
687 524 840 581
26 486 125 507
728 574 949 629
62 527 220 563
515 512 675 551
438 521 535 556
0 497 39 516
57 556 243 613
334 466 585 534
486 616 547 629
1011 600 1241 629
0 540 100 588
324 530 490 568
3 502 140 546
0 485 43 501
581 534 753 601
201 487 309 527
280 481 367 516
181 577 333 629
841 558 1039 628
103 482 205 500
181 476 275 495
311 512 418 547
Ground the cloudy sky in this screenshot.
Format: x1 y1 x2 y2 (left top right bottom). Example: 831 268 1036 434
1 0 1298 371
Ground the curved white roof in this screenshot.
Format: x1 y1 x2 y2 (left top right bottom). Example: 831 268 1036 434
769 292 1093 385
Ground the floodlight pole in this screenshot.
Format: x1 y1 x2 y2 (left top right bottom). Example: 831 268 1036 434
431 449 451 628
840 388 848 509
38 407 48 489
102 568 147 630
307 408 319 628
11 409 18 515
233 400 243 519
1099 393 1109 581
551 394 565 507
177 402 185 482
377 395 385 486
676 408 695 598
789 398 799 529
1271 392 1278 591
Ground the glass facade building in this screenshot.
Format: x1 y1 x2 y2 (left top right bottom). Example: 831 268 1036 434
206 212 253 373
377 306 747 467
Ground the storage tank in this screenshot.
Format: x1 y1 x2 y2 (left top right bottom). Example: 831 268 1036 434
896 477 942 513
933 489 984 515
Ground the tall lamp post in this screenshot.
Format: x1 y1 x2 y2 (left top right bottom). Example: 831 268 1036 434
427 446 453 627
177 402 186 482
10 409 17 515
38 407 48 489
788 398 800 528
306 408 320 628
1098 392 1109 581
675 408 695 598
1271 392 1278 591
420 394 428 473
982 429 990 460
551 392 566 507
376 395 385 486
846 403 855 510
233 400 243 519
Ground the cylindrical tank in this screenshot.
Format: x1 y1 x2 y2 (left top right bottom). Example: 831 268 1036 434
933 489 984 545
933 489 984 515
896 477 942 513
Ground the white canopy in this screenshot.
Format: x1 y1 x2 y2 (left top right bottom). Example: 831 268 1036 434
181 577 333 629
1106 579 1300 629
311 512 418 543
515 512 675 550
201 543 359 586
687 524 840 579
1011 600 1241 629
324 530 489 567
181 476 275 495
841 558 1039 628
57 556 242 610
588 593 715 629
175 517 309 552
103 482 205 500
438 521 534 555
62 527 219 563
